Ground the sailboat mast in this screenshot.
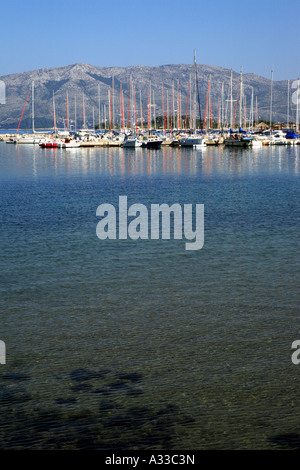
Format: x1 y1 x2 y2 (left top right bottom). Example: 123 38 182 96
220 82 224 130
121 84 124 131
16 86 31 135
194 49 202 129
189 73 192 129
296 78 299 133
82 92 85 129
209 82 212 129
147 86 150 131
230 69 233 129
255 96 258 129
108 89 111 132
177 81 180 130
193 80 196 129
75 95 77 131
98 84 101 131
185 79 190 131
239 66 243 129
134 84 138 134
149 80 152 130
32 81 35 134
53 91 56 134
109 85 113 133
270 69 273 131
203 76 210 130
250 87 254 131
66 91 69 131
112 75 114 131
140 89 143 131
287 80 289 130
171 81 174 130
153 89 156 130
131 79 134 131
162 87 166 133
179 88 181 129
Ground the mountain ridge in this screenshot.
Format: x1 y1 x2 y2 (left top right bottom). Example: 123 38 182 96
0 63 294 129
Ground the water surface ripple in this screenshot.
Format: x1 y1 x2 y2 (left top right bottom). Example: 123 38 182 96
0 143 299 449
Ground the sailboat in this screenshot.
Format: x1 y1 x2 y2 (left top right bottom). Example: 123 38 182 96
122 134 142 148
16 135 36 144
14 81 47 145
39 91 62 148
16 81 37 144
121 77 142 148
224 133 253 147
178 133 205 147
178 50 205 147
57 136 81 148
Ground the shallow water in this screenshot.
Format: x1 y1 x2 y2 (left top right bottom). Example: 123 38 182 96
0 142 299 449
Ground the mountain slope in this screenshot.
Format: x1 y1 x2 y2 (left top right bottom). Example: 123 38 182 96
0 63 293 129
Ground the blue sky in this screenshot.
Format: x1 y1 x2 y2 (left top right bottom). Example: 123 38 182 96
0 0 298 80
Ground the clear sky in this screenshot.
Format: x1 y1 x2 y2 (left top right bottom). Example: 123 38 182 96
0 0 299 80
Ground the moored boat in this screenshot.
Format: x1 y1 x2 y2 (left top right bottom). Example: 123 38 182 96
146 138 163 149
39 139 62 148
224 135 253 147
141 134 163 148
16 136 36 144
6 137 17 144
179 134 206 147
57 138 81 148
121 136 142 148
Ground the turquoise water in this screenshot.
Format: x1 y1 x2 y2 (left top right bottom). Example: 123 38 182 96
0 142 299 449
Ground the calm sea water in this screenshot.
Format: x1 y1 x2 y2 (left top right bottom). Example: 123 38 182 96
0 141 299 450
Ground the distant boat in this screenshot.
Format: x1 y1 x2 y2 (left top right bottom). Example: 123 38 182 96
121 76 142 148
39 142 58 148
145 138 162 149
39 139 62 148
286 131 299 140
178 134 206 147
224 134 253 147
141 134 163 148
16 136 36 144
16 82 35 143
122 136 142 148
6 137 17 144
272 130 287 145
57 138 81 148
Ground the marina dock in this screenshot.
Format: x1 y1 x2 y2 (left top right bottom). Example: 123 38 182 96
1 129 299 147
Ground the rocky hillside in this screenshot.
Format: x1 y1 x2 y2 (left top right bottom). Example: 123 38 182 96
0 63 294 129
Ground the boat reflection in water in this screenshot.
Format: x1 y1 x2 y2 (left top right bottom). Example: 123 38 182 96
10 141 300 180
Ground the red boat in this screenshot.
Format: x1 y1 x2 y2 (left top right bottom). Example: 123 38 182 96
39 140 60 148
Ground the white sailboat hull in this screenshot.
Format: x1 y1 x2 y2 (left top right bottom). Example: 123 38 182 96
179 136 205 147
16 138 35 144
122 138 142 147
